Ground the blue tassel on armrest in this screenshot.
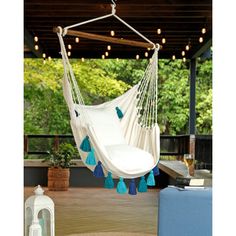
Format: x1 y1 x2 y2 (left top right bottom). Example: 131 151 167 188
115 106 124 119
138 176 147 192
153 164 160 176
116 177 127 194
147 170 155 186
80 136 91 152
104 172 114 189
93 161 104 178
128 179 137 195
85 148 96 166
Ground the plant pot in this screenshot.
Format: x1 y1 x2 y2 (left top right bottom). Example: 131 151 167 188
47 167 70 191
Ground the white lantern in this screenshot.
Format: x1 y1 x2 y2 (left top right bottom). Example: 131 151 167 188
25 185 55 236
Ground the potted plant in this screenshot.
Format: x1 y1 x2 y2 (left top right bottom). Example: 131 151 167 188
43 143 77 191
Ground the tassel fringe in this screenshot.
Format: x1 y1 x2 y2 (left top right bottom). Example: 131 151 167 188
80 136 91 152
85 148 96 166
147 170 155 186
115 106 124 119
128 179 137 195
116 177 127 194
104 172 114 189
138 176 148 192
93 161 104 178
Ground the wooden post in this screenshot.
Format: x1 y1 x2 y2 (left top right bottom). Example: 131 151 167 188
53 27 153 49
189 134 196 176
54 135 60 151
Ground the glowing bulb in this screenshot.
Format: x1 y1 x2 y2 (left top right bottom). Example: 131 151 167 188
34 45 39 50
201 28 206 34
181 51 185 56
172 55 176 60
116 58 119 62
145 52 148 57
68 44 72 50
102 55 105 59
107 45 111 51
75 37 79 43
48 56 52 61
199 37 204 43
105 51 109 57
42 53 46 58
136 54 140 60
147 47 151 51
110 30 115 36
67 51 71 56
162 38 166 44
81 57 85 62
34 36 38 42
185 45 190 51
43 59 46 65
183 57 186 62
157 28 161 34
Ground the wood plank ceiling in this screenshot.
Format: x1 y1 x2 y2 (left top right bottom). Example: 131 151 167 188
24 0 212 59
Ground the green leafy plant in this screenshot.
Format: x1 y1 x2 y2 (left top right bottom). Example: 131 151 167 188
42 143 77 168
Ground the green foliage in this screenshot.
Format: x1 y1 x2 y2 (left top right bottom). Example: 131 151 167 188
24 57 212 135
42 143 77 168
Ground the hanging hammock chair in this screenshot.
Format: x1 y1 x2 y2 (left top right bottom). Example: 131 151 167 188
56 2 160 194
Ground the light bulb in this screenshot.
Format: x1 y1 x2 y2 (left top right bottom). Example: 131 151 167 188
157 28 161 34
67 51 71 56
34 36 38 42
102 55 105 59
116 58 119 62
110 30 115 36
34 45 39 50
145 52 148 57
42 53 46 58
136 54 140 60
185 45 190 51
105 51 109 57
201 28 206 34
172 55 176 60
182 51 185 56
43 59 46 65
162 38 166 44
107 45 111 51
75 37 79 43
147 47 151 51
199 37 203 43
183 57 186 62
68 44 72 50
48 56 52 61
81 57 85 62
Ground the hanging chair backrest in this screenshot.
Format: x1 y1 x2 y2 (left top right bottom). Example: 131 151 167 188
75 105 126 146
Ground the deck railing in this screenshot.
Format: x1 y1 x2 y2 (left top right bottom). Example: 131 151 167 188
24 134 212 170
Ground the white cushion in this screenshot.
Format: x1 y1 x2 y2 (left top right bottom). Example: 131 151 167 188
83 107 126 146
105 144 154 173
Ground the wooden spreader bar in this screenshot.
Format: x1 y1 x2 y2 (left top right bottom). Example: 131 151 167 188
53 27 153 49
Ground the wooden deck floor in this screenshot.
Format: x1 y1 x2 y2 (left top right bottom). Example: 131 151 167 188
24 187 159 236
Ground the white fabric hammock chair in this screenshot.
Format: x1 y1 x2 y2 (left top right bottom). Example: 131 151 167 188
56 3 160 194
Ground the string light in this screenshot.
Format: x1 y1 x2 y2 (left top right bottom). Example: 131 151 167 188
42 53 46 58
34 36 38 42
162 38 166 44
181 51 185 56
185 45 190 51
105 51 109 57
34 45 39 50
68 44 72 50
147 47 151 51
116 58 119 62
201 28 206 34
75 37 79 43
157 28 161 34
67 51 71 57
172 55 176 60
81 57 85 62
107 45 111 51
199 37 204 43
145 52 148 57
48 56 52 61
43 59 46 65
102 55 105 59
110 30 115 36
183 57 186 62
136 54 140 60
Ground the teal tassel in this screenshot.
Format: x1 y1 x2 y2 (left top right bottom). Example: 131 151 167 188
80 136 91 152
104 172 114 189
138 176 147 192
147 170 155 186
116 177 127 194
115 106 124 119
85 148 96 166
